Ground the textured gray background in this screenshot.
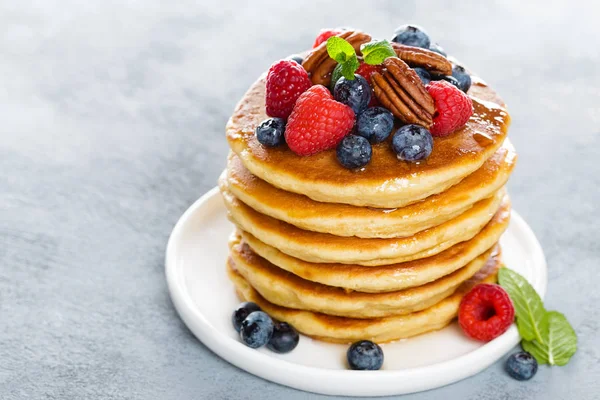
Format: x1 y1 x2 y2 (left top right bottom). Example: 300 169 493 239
1 0 599 399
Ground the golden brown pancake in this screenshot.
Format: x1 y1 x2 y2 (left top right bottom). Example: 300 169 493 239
229 235 496 318
226 75 510 208
227 246 502 343
235 200 509 293
223 141 515 238
220 184 509 265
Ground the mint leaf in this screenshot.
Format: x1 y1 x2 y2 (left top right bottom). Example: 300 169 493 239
498 267 546 343
330 64 344 89
339 54 359 80
360 39 396 65
522 312 577 366
326 36 356 64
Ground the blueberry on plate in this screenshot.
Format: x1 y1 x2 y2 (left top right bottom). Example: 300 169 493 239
392 124 433 162
336 134 372 169
391 25 430 49
451 64 472 93
256 117 286 147
287 54 304 65
429 43 447 57
232 302 261 333
356 107 395 143
267 322 299 353
333 74 372 114
347 340 384 370
240 311 274 348
431 74 461 90
505 352 538 381
413 67 431 85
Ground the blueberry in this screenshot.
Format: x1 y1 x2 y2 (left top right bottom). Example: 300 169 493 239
431 74 461 90
256 118 286 147
451 65 472 93
356 107 394 144
333 74 372 114
391 25 430 49
392 124 433 162
240 311 274 348
267 322 299 353
413 67 431 85
505 352 538 381
347 340 384 370
287 54 304 65
429 43 447 57
336 135 372 169
232 302 261 333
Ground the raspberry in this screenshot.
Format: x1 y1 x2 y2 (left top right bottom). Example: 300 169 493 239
285 85 355 156
265 60 312 119
313 28 343 48
458 284 515 342
356 63 383 107
426 80 473 136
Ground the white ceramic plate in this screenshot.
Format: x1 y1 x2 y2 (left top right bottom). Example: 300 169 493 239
166 187 547 397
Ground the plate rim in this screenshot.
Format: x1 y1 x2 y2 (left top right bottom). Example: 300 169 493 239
165 187 547 397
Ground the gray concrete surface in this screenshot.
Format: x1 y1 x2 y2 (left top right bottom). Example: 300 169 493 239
1 1 599 399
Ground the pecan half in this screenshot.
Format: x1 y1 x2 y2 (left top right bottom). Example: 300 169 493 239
302 30 372 86
391 43 452 75
371 57 435 127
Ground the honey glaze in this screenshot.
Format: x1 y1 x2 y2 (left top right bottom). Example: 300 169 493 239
226 76 510 187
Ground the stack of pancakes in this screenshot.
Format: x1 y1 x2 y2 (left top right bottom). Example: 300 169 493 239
219 74 515 343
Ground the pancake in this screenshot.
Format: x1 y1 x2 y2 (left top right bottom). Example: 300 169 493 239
236 202 509 292
227 247 502 343
229 234 496 318
220 184 508 265
226 75 510 208
223 141 516 238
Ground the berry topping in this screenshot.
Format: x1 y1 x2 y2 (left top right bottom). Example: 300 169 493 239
287 54 304 65
391 25 430 49
256 118 286 147
429 43 447 57
232 302 261 333
392 124 433 162
336 134 372 169
285 85 355 156
333 74 372 114
426 80 474 137
506 352 538 381
265 60 312 119
313 28 343 48
413 67 431 85
240 311 274 348
432 74 461 90
451 65 472 93
356 107 394 143
347 340 384 370
356 62 384 81
267 322 300 354
458 284 515 342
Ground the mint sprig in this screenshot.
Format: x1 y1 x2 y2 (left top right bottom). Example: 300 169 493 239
360 39 396 65
326 37 359 80
498 268 547 343
522 311 577 366
498 267 577 366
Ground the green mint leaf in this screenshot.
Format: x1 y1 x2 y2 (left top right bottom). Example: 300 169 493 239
522 312 577 366
330 64 344 90
326 36 356 64
360 39 396 65
339 54 359 80
498 267 546 343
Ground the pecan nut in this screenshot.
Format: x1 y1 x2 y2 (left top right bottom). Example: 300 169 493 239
391 43 452 75
302 30 372 86
371 57 435 127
